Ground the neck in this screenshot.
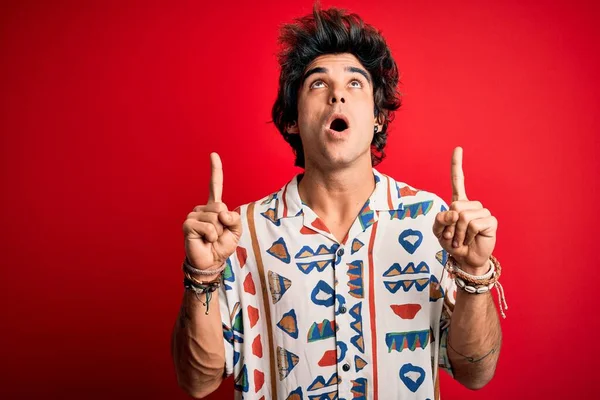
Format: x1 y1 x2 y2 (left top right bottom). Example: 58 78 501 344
298 158 376 223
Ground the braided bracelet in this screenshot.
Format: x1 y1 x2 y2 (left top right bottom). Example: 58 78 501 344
182 257 227 276
445 254 508 318
447 255 501 287
453 267 497 287
455 258 495 281
183 276 221 315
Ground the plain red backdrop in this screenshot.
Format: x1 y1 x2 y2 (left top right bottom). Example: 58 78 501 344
1 0 599 398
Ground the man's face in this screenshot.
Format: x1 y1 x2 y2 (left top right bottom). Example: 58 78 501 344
289 53 379 169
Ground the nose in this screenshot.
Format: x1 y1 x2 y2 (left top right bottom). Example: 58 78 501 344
329 84 346 105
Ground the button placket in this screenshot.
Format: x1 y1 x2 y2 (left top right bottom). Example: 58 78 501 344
333 244 353 379
334 245 346 316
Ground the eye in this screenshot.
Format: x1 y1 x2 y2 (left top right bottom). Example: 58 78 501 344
349 79 363 88
310 80 326 89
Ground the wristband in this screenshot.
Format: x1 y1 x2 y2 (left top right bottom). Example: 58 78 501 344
182 257 227 276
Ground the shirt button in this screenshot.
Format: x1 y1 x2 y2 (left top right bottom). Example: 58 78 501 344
337 248 345 257
339 306 347 314
342 363 351 372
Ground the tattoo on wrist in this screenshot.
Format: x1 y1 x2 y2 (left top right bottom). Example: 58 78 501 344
447 340 497 363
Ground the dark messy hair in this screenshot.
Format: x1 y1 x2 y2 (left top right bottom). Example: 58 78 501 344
271 5 402 168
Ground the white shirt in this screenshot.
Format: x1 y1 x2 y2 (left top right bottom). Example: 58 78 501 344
219 169 456 399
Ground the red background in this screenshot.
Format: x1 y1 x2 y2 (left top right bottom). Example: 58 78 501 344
1 0 599 398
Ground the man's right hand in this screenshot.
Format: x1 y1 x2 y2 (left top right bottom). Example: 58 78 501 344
182 152 242 273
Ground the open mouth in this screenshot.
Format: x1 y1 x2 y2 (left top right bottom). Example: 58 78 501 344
330 118 349 132
327 113 350 133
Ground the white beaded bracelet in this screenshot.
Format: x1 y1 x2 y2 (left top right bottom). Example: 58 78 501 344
455 278 495 294
446 254 508 318
454 259 495 295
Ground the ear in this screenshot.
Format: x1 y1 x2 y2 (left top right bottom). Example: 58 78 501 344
287 121 299 134
373 117 383 133
374 109 386 133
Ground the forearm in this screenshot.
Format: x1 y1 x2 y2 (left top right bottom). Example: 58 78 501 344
171 287 226 398
447 289 501 390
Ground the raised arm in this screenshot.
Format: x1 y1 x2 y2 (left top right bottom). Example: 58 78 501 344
171 153 242 398
432 147 503 389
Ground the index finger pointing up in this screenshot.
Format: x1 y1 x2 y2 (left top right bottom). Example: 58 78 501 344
451 146 468 202
208 152 223 203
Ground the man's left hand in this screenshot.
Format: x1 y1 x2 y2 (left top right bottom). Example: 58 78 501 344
432 147 497 275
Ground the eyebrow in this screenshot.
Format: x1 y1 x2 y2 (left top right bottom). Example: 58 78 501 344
302 66 372 85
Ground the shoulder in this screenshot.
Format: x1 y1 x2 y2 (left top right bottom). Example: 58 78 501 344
230 177 297 240
382 173 449 212
232 187 286 218
233 192 276 215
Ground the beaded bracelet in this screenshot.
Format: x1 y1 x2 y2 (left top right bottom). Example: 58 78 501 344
455 278 494 294
182 257 227 276
445 254 508 318
183 276 221 315
447 255 501 287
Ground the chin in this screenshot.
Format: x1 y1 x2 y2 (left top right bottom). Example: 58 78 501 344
314 151 366 169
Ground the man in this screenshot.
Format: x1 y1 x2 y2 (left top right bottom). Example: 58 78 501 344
172 6 504 399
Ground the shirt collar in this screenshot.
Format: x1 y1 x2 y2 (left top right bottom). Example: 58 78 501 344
274 168 404 221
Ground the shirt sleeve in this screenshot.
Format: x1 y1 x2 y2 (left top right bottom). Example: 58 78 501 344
433 195 457 377
220 253 241 377
437 264 457 377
